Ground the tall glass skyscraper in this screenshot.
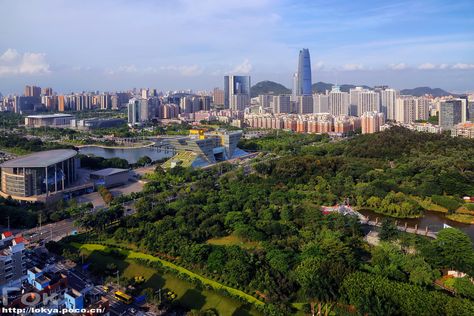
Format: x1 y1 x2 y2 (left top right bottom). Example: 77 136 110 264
294 48 312 96
224 75 251 110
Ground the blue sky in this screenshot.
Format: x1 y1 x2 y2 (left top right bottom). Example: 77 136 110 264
0 0 473 94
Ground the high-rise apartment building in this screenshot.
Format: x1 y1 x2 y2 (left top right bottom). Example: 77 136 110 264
98 94 111 110
357 90 380 116
298 95 313 114
224 75 251 110
272 95 291 114
294 48 312 96
42 87 53 96
349 87 364 116
258 95 273 108
213 88 225 106
328 86 350 116
24 85 41 97
361 111 385 134
439 100 463 129
0 232 26 286
380 88 399 120
313 94 329 113
127 98 153 125
395 96 429 123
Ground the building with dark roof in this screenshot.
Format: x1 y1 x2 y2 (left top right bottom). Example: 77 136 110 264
89 168 129 188
0 149 78 202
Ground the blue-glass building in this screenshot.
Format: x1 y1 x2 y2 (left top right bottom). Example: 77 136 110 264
295 48 312 96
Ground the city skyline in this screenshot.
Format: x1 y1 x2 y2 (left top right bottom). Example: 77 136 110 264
0 0 474 94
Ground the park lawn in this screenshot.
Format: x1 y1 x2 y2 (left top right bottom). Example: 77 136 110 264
412 196 448 213
446 213 474 224
206 234 261 250
71 243 263 316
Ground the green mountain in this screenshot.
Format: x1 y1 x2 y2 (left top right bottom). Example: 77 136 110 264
312 81 371 93
250 81 291 98
400 87 452 97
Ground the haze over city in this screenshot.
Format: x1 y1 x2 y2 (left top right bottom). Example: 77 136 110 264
1 0 474 94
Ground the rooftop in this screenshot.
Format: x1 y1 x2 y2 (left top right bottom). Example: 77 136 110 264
0 149 78 168
90 168 129 177
26 114 73 119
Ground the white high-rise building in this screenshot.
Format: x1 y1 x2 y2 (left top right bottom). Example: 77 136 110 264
395 96 429 123
350 87 364 116
357 90 380 116
329 86 350 116
313 94 329 113
381 89 399 120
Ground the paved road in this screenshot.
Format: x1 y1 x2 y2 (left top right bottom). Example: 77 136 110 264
23 219 77 243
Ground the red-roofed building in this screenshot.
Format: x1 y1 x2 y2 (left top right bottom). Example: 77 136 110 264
1 231 13 239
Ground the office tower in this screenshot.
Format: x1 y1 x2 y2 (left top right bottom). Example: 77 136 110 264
292 73 298 100
213 88 225 106
200 96 211 111
357 90 380 116
395 96 430 123
141 88 149 99
224 75 251 110
191 96 201 112
328 86 350 116
180 96 192 113
272 95 291 114
313 94 329 113
127 98 141 125
439 100 463 129
468 102 474 122
24 85 41 97
298 95 313 114
361 111 385 134
294 49 312 96
380 88 399 120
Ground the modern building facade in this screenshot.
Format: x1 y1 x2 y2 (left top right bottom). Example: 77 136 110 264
328 86 350 116
165 129 243 166
294 48 312 96
0 149 78 201
272 95 291 114
24 114 74 128
361 111 385 134
439 100 463 129
224 75 251 110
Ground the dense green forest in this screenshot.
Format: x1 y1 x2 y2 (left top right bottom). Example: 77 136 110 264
67 127 474 315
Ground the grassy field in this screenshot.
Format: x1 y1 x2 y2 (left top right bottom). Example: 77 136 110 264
207 234 261 250
446 213 474 224
412 197 448 213
71 243 263 316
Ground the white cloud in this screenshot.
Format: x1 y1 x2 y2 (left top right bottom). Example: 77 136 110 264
418 63 436 70
343 63 363 71
312 61 324 70
0 48 50 75
160 65 203 76
452 63 474 70
229 59 253 74
389 63 407 70
439 64 449 69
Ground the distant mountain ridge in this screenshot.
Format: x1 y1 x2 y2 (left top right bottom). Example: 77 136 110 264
250 81 454 97
250 80 291 97
400 87 452 97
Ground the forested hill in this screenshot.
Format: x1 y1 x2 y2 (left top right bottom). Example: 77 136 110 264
250 81 291 97
343 126 474 160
